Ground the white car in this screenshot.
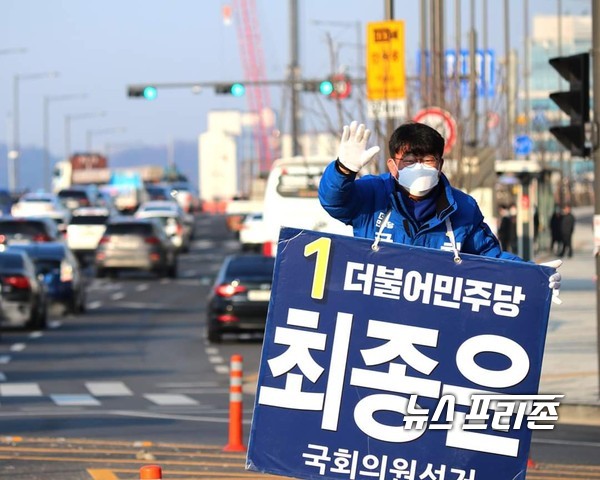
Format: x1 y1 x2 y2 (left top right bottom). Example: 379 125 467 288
66 207 111 262
136 200 182 216
239 212 269 252
11 192 71 229
135 211 191 252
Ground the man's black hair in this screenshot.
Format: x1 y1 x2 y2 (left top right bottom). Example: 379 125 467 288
388 122 445 158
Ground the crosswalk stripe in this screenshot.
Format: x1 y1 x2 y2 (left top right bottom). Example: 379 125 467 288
85 382 133 397
143 394 199 406
0 383 42 396
50 394 101 406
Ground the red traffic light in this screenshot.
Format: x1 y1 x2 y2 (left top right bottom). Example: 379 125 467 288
329 74 351 100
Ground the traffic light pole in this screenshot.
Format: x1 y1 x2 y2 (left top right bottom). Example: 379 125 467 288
592 0 600 400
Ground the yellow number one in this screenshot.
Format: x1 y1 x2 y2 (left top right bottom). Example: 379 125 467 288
304 237 332 300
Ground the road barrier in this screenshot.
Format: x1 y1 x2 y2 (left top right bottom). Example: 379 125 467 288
139 464 162 479
223 354 246 452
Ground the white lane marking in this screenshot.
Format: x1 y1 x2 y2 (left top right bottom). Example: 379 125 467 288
9 343 26 352
50 394 101 406
208 356 224 364
28 331 43 339
115 302 172 310
0 373 6 381
111 292 126 301
135 284 149 292
48 320 62 329
0 356 11 364
192 240 214 249
0 383 43 396
215 365 229 374
143 394 199 406
160 279 170 285
205 347 219 355
87 301 102 310
85 381 133 397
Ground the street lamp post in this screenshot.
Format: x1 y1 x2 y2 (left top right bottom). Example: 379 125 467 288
11 71 59 191
64 112 106 159
85 127 127 152
43 94 87 191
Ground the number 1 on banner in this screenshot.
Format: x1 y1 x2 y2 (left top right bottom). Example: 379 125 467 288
303 237 332 300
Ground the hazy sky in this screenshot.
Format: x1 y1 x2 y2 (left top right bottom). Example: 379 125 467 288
0 0 581 162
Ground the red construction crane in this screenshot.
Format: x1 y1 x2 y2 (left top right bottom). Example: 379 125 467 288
230 0 276 174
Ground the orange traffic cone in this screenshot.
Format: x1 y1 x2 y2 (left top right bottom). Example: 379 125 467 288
140 465 162 479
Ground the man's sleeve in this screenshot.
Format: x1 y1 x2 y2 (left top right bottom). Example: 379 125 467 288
318 160 362 225
462 210 524 262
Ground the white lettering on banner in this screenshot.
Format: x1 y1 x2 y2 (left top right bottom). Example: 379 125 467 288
342 261 527 318
302 443 477 480
256 308 552 455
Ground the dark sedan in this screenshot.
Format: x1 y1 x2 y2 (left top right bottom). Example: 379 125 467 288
8 243 86 315
206 254 275 343
0 251 47 329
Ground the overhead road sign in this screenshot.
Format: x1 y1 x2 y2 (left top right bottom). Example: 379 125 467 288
513 135 534 156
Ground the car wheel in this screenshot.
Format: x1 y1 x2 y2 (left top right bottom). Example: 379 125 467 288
207 327 222 344
28 301 47 330
96 268 106 278
78 291 86 313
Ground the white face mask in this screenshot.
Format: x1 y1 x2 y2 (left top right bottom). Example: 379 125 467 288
396 163 440 197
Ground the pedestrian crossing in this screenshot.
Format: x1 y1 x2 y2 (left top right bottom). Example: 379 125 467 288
0 381 230 408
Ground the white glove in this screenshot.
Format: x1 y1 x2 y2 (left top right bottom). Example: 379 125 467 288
541 259 562 305
338 121 380 172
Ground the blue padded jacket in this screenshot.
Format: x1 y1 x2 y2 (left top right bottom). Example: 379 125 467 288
318 160 522 262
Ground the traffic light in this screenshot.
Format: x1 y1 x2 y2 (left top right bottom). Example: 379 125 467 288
215 83 245 97
127 85 158 100
548 52 590 157
302 76 351 99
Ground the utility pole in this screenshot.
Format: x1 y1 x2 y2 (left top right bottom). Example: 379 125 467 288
504 0 513 158
468 0 478 146
385 0 395 143
592 0 600 399
420 0 429 107
289 0 301 156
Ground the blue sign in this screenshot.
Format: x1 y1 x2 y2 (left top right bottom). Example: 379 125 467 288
247 227 555 480
416 49 496 98
514 135 534 156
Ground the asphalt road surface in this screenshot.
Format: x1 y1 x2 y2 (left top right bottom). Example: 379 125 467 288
0 213 598 479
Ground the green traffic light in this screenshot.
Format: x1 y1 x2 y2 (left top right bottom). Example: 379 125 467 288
319 80 334 96
231 83 245 97
143 86 158 100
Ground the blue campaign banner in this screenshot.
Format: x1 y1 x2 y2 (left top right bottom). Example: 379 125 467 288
247 227 554 480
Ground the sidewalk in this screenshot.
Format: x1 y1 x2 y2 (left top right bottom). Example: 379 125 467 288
534 205 600 424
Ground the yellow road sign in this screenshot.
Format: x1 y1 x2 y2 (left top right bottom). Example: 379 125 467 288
366 20 406 101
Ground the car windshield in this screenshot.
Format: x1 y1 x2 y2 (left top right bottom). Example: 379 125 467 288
70 215 109 225
225 256 275 280
105 223 154 236
23 197 52 203
0 221 46 235
58 191 87 199
0 254 25 269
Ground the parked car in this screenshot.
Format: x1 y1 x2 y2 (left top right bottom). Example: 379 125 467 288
11 192 71 229
66 207 111 263
206 254 275 343
57 186 96 212
239 212 268 252
95 217 177 278
0 251 47 329
8 243 86 315
0 217 62 249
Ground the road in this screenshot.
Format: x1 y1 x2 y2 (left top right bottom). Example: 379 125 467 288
0 213 599 479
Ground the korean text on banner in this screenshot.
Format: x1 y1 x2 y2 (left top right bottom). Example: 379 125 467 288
366 20 406 101
246 227 555 480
